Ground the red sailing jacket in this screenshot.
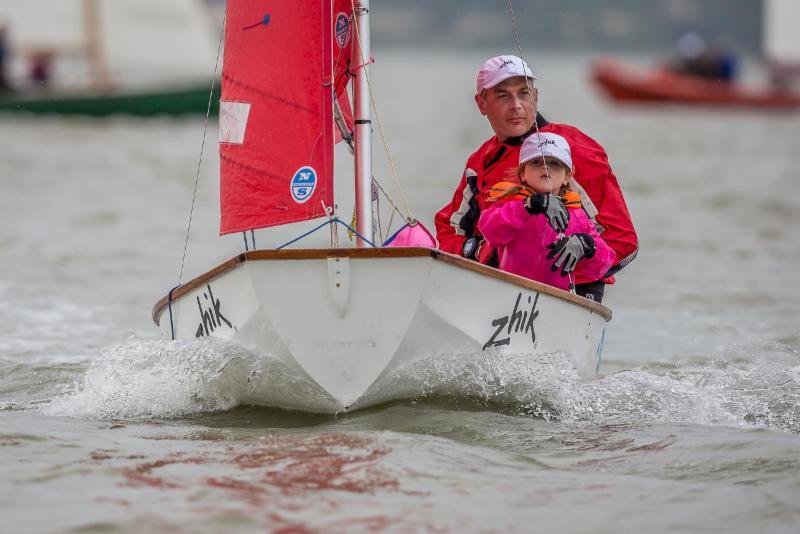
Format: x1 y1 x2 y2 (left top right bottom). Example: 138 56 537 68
434 120 638 276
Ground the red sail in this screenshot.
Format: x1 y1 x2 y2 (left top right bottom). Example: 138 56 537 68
219 0 335 234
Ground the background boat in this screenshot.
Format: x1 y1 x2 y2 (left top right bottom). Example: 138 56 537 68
0 0 219 116
591 0 800 110
591 57 800 110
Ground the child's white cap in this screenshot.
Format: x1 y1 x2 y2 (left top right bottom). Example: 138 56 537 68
476 55 536 95
519 132 573 170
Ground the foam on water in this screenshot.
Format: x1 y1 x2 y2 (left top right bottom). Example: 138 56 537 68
44 337 800 433
45 337 247 419
369 346 800 433
45 336 347 419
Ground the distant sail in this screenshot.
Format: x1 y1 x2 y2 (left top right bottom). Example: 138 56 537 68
219 0 335 234
101 0 217 86
0 0 216 88
764 0 800 65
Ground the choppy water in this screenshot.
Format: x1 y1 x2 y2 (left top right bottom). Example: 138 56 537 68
2 51 800 532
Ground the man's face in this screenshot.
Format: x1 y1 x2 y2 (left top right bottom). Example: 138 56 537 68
475 76 538 142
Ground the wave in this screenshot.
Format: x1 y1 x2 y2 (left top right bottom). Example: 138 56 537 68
42 337 800 433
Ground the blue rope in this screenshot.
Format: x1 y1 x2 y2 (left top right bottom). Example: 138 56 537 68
276 217 376 249
242 231 249 251
167 285 181 341
381 221 412 247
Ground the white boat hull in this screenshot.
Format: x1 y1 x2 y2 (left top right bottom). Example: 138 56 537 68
153 249 610 413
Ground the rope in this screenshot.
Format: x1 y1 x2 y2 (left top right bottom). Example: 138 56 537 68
507 0 574 292
167 285 180 340
348 0 414 220
507 0 550 190
177 10 226 286
276 217 376 250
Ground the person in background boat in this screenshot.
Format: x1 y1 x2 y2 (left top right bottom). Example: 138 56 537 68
434 54 638 303
0 23 11 92
29 49 54 87
670 33 738 83
478 132 616 296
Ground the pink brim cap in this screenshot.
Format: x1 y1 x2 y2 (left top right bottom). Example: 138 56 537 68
476 55 536 94
519 132 573 170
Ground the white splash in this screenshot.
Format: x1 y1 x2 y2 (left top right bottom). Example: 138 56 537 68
45 337 253 419
43 336 800 433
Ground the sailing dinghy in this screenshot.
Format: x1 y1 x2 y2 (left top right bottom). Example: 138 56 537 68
152 0 611 414
591 0 800 111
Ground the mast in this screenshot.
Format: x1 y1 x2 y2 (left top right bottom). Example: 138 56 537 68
82 0 111 89
764 0 800 64
353 0 373 247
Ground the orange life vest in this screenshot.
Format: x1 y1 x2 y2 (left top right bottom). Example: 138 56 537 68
488 181 583 209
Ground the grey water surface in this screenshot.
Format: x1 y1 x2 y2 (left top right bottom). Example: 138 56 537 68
1 51 799 532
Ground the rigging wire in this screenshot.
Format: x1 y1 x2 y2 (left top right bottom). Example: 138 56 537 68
507 0 575 292
333 10 383 241
335 5 411 242
177 10 226 286
348 0 414 222
507 0 551 192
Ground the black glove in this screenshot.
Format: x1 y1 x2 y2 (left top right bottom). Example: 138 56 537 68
547 233 596 276
523 193 569 232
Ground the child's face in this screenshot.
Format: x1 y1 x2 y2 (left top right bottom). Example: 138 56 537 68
520 157 570 194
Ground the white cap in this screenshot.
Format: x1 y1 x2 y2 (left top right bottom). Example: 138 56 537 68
520 132 573 170
476 55 536 94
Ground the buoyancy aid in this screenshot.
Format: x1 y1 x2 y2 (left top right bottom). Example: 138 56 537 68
488 181 584 211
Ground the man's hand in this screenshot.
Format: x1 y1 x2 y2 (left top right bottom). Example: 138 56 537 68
461 236 481 259
523 193 569 232
462 237 499 267
547 233 596 276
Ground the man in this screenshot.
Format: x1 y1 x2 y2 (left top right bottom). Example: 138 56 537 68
434 55 638 302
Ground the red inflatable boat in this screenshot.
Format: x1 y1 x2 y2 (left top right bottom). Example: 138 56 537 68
591 58 800 110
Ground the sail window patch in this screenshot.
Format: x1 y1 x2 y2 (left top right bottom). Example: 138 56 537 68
291 166 318 204
219 101 252 145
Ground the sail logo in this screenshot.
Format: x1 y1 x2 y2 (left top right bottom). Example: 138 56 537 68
291 166 317 203
335 12 351 48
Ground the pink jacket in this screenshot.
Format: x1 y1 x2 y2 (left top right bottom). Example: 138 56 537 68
478 199 617 290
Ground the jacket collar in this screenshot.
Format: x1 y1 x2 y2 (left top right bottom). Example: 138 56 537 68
501 113 549 146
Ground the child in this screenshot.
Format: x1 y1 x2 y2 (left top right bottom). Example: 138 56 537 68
478 132 616 296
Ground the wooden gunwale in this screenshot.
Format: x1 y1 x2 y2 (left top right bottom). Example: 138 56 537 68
152 247 612 325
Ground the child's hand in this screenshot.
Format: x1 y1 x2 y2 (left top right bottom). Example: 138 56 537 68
547 233 596 275
523 193 569 232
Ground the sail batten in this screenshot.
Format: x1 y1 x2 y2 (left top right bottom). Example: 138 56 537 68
219 0 338 235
